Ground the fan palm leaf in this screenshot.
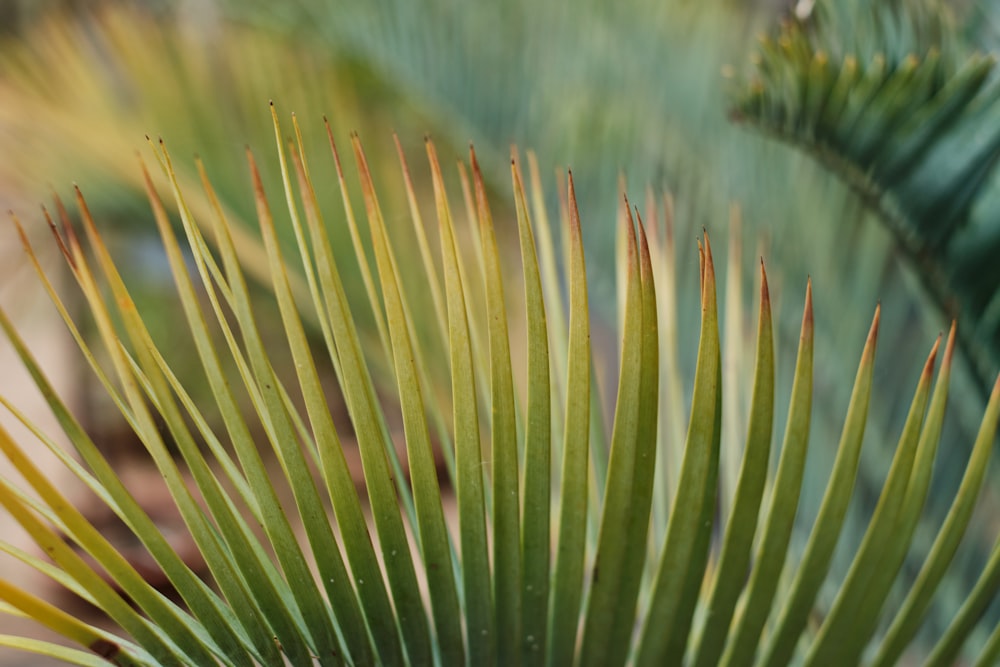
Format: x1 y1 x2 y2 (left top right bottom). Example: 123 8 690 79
1 109 1000 664
2 2 999 657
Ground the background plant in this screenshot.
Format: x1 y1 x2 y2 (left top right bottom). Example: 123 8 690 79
732 0 1000 394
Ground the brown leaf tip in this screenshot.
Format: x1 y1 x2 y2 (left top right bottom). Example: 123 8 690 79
943 321 957 368
866 303 882 347
759 259 770 305
634 206 646 238
702 231 715 275
803 278 814 330
921 335 942 381
697 240 705 291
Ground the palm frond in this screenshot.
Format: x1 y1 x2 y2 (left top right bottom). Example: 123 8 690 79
2 109 1000 664
4 6 990 605
732 0 1000 394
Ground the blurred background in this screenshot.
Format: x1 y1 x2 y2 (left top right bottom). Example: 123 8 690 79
0 0 997 663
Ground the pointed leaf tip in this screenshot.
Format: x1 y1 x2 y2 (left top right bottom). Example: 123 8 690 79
624 198 639 267
9 211 30 251
246 149 269 205
804 279 814 329
72 186 91 218
469 146 481 174
702 231 716 296
943 322 957 368
698 240 705 290
38 207 72 269
921 335 942 381
760 260 770 305
567 171 582 241
864 304 881 353
637 210 651 268
325 123 343 168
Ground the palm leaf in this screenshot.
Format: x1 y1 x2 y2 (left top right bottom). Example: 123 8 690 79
731 0 1000 395
2 108 1000 665
4 7 989 619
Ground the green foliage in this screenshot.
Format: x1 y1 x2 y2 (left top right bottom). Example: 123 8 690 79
732 0 1000 392
4 5 988 599
2 111 1000 665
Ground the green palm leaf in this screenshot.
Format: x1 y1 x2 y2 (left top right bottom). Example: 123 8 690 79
2 108 1000 665
4 9 988 629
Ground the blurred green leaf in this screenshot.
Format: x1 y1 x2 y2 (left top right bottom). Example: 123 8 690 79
733 0 1000 396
